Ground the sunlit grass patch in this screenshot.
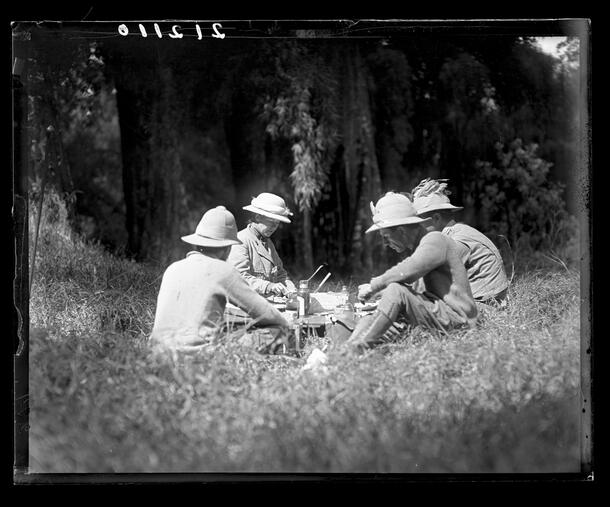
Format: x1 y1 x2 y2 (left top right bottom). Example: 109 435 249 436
29 191 161 338
29 277 581 473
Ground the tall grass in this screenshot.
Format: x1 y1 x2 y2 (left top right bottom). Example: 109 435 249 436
26 190 583 474
28 189 160 337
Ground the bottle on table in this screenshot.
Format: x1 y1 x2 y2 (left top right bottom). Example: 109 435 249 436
334 284 355 321
340 284 354 310
297 279 310 317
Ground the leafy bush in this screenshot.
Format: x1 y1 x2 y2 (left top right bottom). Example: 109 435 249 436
468 139 579 267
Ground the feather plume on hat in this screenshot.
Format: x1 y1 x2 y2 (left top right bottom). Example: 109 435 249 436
411 178 463 214
411 178 452 199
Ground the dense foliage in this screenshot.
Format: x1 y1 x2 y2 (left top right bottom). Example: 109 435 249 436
471 139 579 258
20 24 582 274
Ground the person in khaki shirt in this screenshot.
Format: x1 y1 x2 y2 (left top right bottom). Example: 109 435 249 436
228 192 297 297
149 206 290 354
411 178 509 305
342 192 478 354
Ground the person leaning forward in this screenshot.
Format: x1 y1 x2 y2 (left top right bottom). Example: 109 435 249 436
411 178 509 306
342 192 478 354
228 192 297 298
149 206 291 354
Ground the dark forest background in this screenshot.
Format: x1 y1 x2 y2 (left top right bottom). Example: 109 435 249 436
15 21 585 279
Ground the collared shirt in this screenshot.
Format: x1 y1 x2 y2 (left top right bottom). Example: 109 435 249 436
227 224 289 295
442 221 509 301
149 251 288 352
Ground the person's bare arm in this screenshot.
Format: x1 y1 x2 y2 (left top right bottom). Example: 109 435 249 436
370 233 447 293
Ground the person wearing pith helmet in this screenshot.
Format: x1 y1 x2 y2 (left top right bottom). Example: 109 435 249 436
341 192 478 354
412 178 509 306
150 206 291 354
228 192 297 298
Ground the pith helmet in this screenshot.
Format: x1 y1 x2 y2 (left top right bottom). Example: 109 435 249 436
413 193 463 215
411 178 463 215
243 192 293 223
181 206 241 247
365 192 431 234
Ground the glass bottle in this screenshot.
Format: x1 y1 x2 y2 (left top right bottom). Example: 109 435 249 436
334 284 355 321
341 284 354 310
297 280 310 317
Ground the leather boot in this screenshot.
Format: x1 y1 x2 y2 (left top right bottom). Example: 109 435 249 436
344 310 394 353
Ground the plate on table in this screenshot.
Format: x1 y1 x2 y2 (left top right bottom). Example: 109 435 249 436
266 295 287 304
355 301 378 312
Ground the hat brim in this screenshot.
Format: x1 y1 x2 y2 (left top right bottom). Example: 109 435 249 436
365 216 431 233
243 205 292 223
181 234 241 247
415 203 463 215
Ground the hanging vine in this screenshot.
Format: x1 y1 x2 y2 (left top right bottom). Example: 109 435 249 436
260 41 339 213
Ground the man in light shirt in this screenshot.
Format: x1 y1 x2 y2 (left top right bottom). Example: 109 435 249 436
150 206 291 354
411 178 509 306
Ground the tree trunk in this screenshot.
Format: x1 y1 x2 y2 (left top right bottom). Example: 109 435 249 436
38 61 75 216
301 207 314 274
224 94 268 227
107 45 186 264
339 43 383 274
48 89 74 201
377 131 404 192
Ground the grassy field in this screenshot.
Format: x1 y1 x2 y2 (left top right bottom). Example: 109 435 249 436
25 193 583 474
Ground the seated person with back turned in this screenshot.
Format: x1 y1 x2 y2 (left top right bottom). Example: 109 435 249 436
342 192 478 354
149 206 291 354
228 192 297 298
411 178 509 306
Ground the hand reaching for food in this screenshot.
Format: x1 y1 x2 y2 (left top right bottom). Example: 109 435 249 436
268 282 289 297
357 283 374 302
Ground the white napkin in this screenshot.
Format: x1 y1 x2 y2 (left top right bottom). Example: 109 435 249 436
301 347 328 371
